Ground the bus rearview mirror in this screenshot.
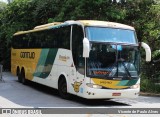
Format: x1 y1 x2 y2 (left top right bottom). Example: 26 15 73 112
141 42 151 62
83 38 90 58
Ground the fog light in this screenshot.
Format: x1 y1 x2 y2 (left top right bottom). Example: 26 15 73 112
86 83 102 89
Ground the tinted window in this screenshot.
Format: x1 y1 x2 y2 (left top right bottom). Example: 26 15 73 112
12 26 71 49
86 27 137 44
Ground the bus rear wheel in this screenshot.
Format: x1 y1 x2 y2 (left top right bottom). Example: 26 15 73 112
21 70 27 85
18 72 22 83
58 78 70 99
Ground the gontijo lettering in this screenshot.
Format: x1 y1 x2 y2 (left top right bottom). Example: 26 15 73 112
20 52 35 59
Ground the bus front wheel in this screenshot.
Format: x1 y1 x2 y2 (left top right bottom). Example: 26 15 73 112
58 78 70 99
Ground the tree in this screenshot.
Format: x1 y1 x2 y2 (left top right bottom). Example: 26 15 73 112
142 3 160 81
0 0 36 70
32 0 64 25
0 1 7 11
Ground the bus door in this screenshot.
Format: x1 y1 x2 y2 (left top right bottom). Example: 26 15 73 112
70 24 85 96
70 53 85 96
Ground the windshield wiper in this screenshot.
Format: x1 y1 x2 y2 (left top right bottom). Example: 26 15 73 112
118 58 131 79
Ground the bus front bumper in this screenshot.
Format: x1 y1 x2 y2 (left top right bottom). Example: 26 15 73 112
82 87 140 99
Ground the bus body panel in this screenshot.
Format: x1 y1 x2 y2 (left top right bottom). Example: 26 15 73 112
11 48 41 80
91 78 139 89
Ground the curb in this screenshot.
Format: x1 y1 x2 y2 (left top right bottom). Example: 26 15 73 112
140 92 160 97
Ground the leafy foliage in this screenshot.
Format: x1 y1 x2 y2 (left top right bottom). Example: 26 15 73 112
0 1 7 11
32 0 63 25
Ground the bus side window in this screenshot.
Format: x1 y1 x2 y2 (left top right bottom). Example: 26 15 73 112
12 35 22 49
72 25 85 75
22 35 28 48
58 26 71 49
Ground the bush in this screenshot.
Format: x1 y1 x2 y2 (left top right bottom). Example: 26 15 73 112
141 74 160 93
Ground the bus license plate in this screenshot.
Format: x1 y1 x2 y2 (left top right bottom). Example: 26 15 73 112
112 93 121 96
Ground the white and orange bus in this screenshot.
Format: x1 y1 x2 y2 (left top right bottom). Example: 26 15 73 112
11 20 151 99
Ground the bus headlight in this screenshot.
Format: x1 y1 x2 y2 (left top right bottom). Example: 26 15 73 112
86 83 102 89
130 84 140 89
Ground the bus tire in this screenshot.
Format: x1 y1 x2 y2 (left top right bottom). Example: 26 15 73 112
18 72 22 83
17 67 21 82
21 69 27 85
16 67 20 76
58 77 70 99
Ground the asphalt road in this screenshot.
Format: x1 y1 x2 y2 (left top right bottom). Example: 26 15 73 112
0 72 160 117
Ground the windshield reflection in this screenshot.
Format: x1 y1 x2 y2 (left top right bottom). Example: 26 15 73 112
87 43 140 79
86 27 138 44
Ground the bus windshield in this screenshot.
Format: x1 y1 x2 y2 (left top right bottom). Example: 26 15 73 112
87 43 140 79
86 27 137 44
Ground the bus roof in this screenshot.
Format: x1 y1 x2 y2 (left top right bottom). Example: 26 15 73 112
14 22 62 36
78 20 135 30
14 20 135 36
